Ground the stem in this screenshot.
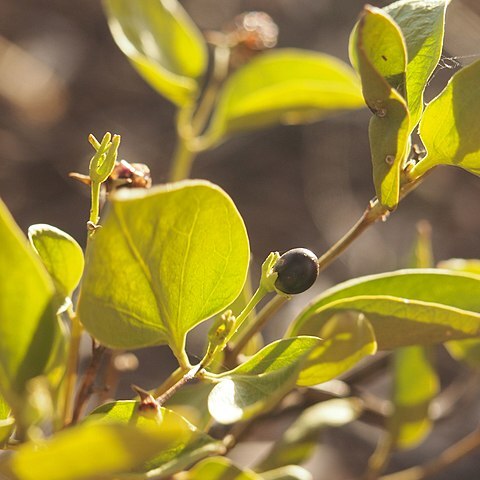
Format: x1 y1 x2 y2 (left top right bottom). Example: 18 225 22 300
89 181 101 225
168 46 230 182
156 365 201 406
62 307 83 426
226 295 288 365
224 172 427 364
70 340 106 424
317 199 386 271
380 427 480 480
152 367 186 398
168 138 197 182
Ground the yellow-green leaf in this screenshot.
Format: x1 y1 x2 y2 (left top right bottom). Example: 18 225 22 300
104 0 207 106
77 181 250 362
350 6 410 209
0 200 62 416
412 60 480 178
289 269 480 350
208 337 320 424
28 224 84 298
296 311 377 387
384 0 447 130
204 49 365 147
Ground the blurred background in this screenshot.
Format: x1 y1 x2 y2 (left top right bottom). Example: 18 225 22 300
1 0 480 478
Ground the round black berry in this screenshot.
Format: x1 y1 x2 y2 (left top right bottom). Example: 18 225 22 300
273 248 319 295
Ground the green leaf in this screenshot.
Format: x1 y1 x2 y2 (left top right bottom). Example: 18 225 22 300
389 346 438 449
437 258 480 368
104 0 207 106
256 398 362 471
208 337 320 424
28 224 84 298
77 180 250 361
387 220 438 449
296 311 377 386
413 60 480 178
349 6 410 209
288 269 480 349
203 49 365 146
7 410 217 480
177 457 261 480
89 401 221 476
0 200 61 412
384 0 447 130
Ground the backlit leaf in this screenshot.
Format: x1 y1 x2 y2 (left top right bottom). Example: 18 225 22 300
296 311 377 387
89 401 221 476
28 224 84 298
0 199 61 416
349 6 410 209
384 0 447 130
289 269 480 349
438 258 480 368
77 181 250 362
208 337 320 424
204 49 365 146
104 0 207 106
413 60 480 178
389 346 438 449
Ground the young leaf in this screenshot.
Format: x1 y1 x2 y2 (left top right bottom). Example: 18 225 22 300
28 224 84 298
349 6 410 209
203 49 365 147
0 200 61 412
288 269 480 349
384 0 447 130
296 311 377 386
177 456 261 480
208 337 320 424
77 181 250 362
89 401 222 476
412 60 480 178
104 0 207 106
256 398 362 471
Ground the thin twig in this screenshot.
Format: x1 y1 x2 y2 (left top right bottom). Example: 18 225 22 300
70 340 106 424
380 427 480 480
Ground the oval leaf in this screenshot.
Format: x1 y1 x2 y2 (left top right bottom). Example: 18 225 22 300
350 6 410 209
256 398 362 471
77 181 250 360
89 401 221 476
28 224 84 298
289 269 480 349
104 0 207 106
296 311 377 387
208 337 320 424
0 200 61 412
413 60 480 178
384 0 447 130
204 49 365 146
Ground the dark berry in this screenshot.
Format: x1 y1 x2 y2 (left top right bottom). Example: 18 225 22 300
273 248 319 295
